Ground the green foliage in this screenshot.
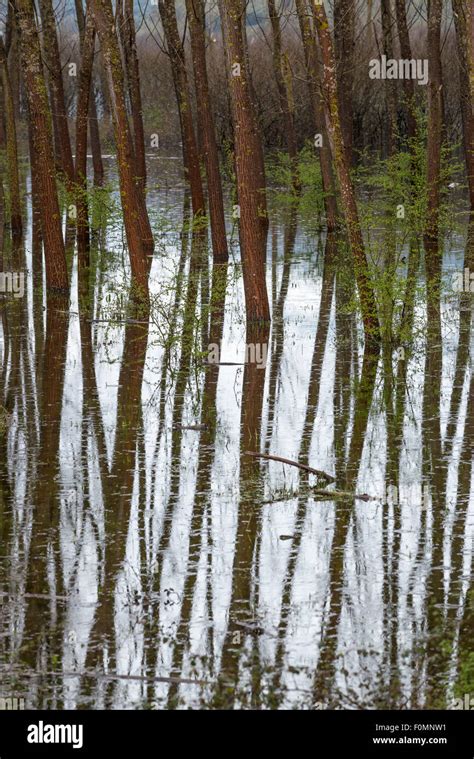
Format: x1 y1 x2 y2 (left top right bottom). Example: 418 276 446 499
454 652 474 700
266 143 325 232
353 116 465 251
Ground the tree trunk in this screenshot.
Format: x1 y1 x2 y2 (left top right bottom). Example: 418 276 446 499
395 0 417 142
38 0 75 188
6 3 21 122
0 36 22 238
218 0 270 323
75 6 96 263
313 3 380 344
381 0 398 156
159 0 205 220
75 0 104 187
16 0 68 292
119 0 147 191
334 0 355 164
27 116 43 286
267 0 300 193
185 0 228 261
114 3 153 257
453 0 474 206
241 9 269 243
424 0 443 294
295 0 338 231
90 0 150 297
424 0 443 339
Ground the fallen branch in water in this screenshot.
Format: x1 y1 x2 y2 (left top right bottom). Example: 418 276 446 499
245 451 336 482
262 487 375 504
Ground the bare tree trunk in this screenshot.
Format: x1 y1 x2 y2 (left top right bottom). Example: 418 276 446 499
159 0 205 220
118 0 146 190
313 3 380 344
0 84 5 151
295 0 337 231
381 0 398 155
111 4 152 254
424 0 443 277
241 9 269 243
218 0 270 323
38 0 75 188
27 116 43 285
185 0 228 261
75 0 104 187
0 36 22 238
90 0 151 297
334 0 355 164
424 0 443 339
395 0 417 142
75 6 96 264
453 0 474 206
267 0 300 193
5 2 21 122
88 80 104 186
16 0 68 292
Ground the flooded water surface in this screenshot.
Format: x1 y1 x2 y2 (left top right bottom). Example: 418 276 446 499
0 159 473 710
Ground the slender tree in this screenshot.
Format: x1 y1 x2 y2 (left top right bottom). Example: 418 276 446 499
75 6 96 261
90 0 152 296
267 0 300 193
423 0 443 340
395 0 417 142
159 0 205 220
295 0 337 230
118 0 147 190
381 0 398 156
75 0 104 187
16 0 68 292
38 0 75 187
453 0 474 206
5 2 20 122
241 5 269 242
185 0 228 261
312 2 380 343
218 0 270 323
0 36 22 238
334 0 355 164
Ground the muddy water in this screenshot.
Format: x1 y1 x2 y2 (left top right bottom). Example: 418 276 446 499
0 159 473 709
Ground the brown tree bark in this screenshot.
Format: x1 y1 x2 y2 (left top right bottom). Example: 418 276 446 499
0 84 5 151
0 36 22 238
395 0 417 142
241 8 269 242
334 0 355 164
5 2 21 122
295 0 337 231
218 0 270 323
38 0 75 188
423 0 443 339
75 6 96 263
453 0 474 206
267 0 300 193
313 3 380 344
185 0 228 261
75 0 104 187
118 0 147 191
381 0 398 156
159 0 205 220
27 116 43 286
16 0 68 292
90 0 151 296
